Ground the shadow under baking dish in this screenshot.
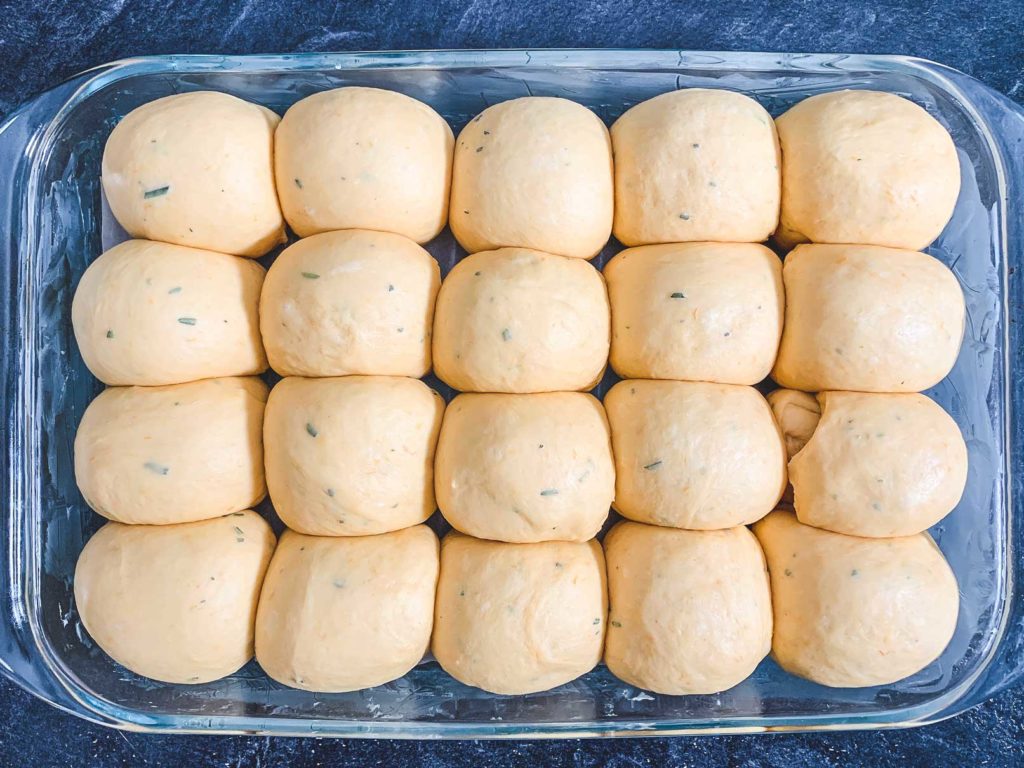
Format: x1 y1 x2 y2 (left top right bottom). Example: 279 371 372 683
2 49 1019 737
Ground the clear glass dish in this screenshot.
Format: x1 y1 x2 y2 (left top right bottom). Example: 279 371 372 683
1 49 1023 738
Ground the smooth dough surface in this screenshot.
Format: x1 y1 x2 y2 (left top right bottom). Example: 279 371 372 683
790 391 967 537
102 91 285 257
611 88 780 246
275 87 453 242
605 379 786 529
260 229 440 377
449 97 613 259
753 510 959 688
72 239 267 386
435 392 614 543
263 376 444 536
773 244 965 393
767 389 821 460
74 510 275 683
604 521 772 695
432 533 607 694
606 242 784 384
776 89 960 250
432 248 610 393
255 526 438 692
75 377 267 525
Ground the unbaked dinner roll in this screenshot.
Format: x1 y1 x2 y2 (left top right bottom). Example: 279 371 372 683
773 244 965 393
432 533 606 694
263 376 444 536
255 525 438 692
604 521 772 695
74 510 275 684
75 377 267 525
72 239 267 386
275 87 453 242
753 510 959 688
449 97 613 259
789 391 967 538
102 92 285 257
605 242 783 383
260 229 440 377
432 248 610 393
611 88 780 246
435 392 614 543
775 89 960 250
605 380 786 529
766 389 821 460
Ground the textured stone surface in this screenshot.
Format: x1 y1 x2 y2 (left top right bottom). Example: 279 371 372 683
1 0 1023 764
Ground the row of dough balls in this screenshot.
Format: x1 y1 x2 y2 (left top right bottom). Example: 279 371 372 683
72 236 965 394
75 376 967 541
101 86 960 260
74 509 959 694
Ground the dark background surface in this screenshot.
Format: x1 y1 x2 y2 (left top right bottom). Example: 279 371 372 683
2 1 1023 765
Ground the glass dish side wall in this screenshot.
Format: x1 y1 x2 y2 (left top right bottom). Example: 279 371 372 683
0 51 1021 737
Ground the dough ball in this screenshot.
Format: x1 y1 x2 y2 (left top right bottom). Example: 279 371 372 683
790 391 967 537
75 377 267 525
611 88 780 246
264 376 444 536
275 87 453 242
753 510 959 687
435 392 614 543
606 242 783 384
605 380 785 529
260 230 440 377
776 90 960 250
255 525 438 692
766 389 821 460
432 248 610 393
773 244 965 392
604 521 771 695
74 510 275 683
449 97 613 259
432 533 606 694
72 239 267 386
102 92 285 257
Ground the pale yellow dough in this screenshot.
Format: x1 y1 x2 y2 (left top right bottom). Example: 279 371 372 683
605 242 784 384
263 376 444 536
255 526 438 692
773 244 965 393
102 92 285 257
75 377 267 525
72 239 267 386
432 533 607 695
74 510 275 684
605 380 786 529
790 391 967 538
776 89 960 250
611 88 780 246
449 97 613 259
766 389 821 460
435 392 614 543
432 248 610 393
753 510 959 688
260 229 440 377
275 87 453 242
604 521 772 695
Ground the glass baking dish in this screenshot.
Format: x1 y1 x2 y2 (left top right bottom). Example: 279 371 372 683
1 49 1023 739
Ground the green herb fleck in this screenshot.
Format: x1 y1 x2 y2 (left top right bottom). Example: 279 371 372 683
643 460 663 470
670 292 686 299
593 618 601 625
397 327 404 333
177 317 197 326
294 178 303 189
871 501 881 511
540 489 559 497
692 143 700 149
301 272 320 279
679 212 691 221
459 589 465 597
610 620 622 628
474 271 482 277
476 146 484 152
784 568 793 577
233 526 244 537
143 461 169 476
105 330 114 339
306 423 319 438
333 578 345 588
325 488 335 498
554 562 564 569
143 186 169 199
388 284 395 292
168 286 182 295
501 328 512 342
851 569 859 577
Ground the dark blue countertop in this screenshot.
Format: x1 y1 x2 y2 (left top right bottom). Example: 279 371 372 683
2 1 1023 765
